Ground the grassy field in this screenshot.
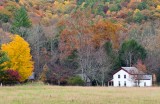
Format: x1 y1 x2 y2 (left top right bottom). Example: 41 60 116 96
0 83 160 104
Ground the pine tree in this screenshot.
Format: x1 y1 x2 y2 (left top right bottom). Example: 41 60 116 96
12 6 31 28
119 39 147 67
11 6 31 37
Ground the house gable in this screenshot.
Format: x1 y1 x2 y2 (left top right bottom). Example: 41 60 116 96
114 69 130 77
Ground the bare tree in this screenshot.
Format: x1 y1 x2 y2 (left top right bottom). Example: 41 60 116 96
92 47 112 86
26 25 47 78
129 69 144 87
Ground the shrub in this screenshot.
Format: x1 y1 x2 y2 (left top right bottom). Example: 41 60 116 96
68 76 84 86
0 69 20 85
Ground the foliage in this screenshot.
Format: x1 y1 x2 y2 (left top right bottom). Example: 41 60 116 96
119 39 147 67
0 51 9 70
59 8 122 57
0 8 13 18
0 51 9 84
15 0 19 3
109 4 121 12
1 35 34 82
46 65 73 85
1 0 160 85
68 76 84 86
133 9 145 23
137 2 148 10
0 13 10 23
0 69 20 85
5 1 19 13
157 5 160 10
11 7 31 36
53 0 75 14
39 64 48 82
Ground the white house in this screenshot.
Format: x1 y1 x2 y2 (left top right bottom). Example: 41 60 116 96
111 67 152 87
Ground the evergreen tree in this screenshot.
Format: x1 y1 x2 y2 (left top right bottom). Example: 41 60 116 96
11 7 31 37
119 39 147 67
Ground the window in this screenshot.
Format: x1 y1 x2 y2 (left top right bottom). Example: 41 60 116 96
124 81 126 86
119 81 121 86
118 75 120 78
124 75 126 79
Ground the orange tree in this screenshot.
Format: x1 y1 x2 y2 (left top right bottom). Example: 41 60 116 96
58 8 122 84
59 8 122 57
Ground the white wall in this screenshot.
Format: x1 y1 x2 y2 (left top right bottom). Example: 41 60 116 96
113 70 134 87
139 80 152 87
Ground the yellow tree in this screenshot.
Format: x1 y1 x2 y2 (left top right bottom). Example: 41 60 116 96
1 35 34 82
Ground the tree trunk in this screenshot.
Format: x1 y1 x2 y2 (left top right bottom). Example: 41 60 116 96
58 80 60 86
129 52 132 67
96 80 99 86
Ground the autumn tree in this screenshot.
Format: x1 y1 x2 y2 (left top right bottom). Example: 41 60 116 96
1 35 34 82
59 8 121 85
39 64 48 82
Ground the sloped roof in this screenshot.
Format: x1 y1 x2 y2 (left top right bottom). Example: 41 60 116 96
140 75 152 80
121 67 145 74
121 67 152 80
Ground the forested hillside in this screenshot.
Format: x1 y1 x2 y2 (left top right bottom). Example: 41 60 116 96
0 0 160 85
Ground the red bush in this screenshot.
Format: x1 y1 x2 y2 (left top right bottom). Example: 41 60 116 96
6 69 20 82
0 69 20 85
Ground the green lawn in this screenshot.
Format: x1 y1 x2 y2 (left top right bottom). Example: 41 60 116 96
0 83 160 104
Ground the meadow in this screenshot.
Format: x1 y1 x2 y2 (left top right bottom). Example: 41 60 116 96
0 83 160 104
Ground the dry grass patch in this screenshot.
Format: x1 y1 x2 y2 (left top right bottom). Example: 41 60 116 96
0 84 160 104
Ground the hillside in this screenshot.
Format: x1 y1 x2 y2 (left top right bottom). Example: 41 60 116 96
0 0 160 85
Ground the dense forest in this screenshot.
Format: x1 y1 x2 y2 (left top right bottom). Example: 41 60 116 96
0 0 160 86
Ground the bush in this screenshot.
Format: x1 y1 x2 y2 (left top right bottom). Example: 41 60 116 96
68 76 84 86
0 69 20 85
